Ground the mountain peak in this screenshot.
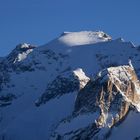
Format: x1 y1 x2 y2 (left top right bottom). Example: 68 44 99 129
1 30 140 140
58 31 111 46
15 43 36 50
52 65 140 139
6 43 36 64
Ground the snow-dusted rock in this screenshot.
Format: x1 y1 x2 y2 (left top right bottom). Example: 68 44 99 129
51 65 140 140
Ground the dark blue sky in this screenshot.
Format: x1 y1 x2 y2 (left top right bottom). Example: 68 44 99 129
0 0 140 56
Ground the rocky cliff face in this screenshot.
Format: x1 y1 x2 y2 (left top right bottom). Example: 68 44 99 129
51 65 140 140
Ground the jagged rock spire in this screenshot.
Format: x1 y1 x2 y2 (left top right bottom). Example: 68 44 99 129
128 59 134 69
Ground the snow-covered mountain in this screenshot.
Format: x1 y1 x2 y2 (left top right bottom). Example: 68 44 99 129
0 31 140 140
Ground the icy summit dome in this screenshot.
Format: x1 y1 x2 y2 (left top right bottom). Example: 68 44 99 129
58 31 111 46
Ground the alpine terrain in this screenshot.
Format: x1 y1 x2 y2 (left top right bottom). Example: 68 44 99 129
0 31 140 140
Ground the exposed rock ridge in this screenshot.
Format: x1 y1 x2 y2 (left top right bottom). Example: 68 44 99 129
51 65 140 139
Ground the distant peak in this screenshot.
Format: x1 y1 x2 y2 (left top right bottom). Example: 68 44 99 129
58 31 111 46
15 43 36 50
6 43 36 64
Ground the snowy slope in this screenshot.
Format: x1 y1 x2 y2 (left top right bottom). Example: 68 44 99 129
0 31 140 140
41 31 140 76
0 93 76 140
109 111 140 140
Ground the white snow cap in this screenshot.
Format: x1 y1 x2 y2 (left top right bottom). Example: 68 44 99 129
16 43 31 49
20 43 30 48
58 31 111 46
73 68 90 88
73 68 89 80
14 43 34 62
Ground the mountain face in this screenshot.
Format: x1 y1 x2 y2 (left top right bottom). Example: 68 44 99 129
0 31 140 140
51 65 140 140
